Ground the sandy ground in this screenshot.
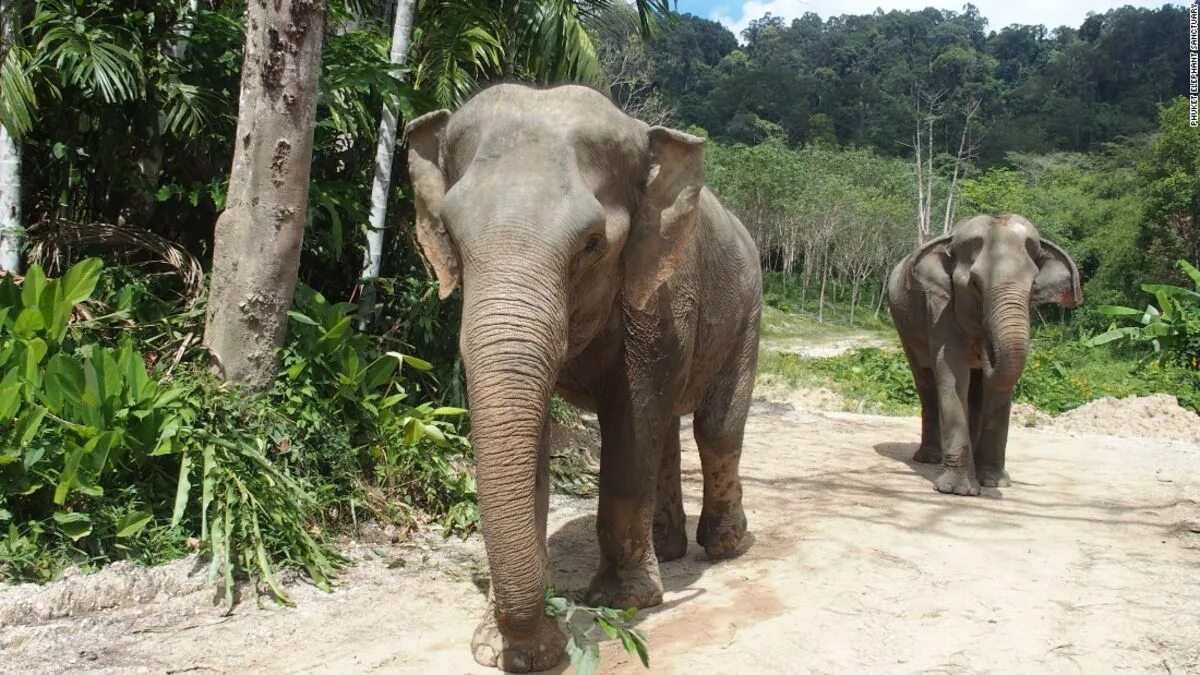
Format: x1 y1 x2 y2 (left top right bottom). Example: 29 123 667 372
4 392 1200 675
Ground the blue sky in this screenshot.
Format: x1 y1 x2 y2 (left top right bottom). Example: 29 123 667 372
681 0 1185 41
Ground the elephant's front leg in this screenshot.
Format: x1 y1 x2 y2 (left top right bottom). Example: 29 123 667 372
974 390 1014 487
653 416 688 562
932 333 981 496
587 390 666 610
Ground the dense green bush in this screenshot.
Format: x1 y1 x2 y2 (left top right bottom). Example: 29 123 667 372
0 261 475 597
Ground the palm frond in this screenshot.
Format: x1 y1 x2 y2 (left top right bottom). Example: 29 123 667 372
30 0 144 103
161 79 224 139
413 0 503 108
514 0 604 87
0 44 37 136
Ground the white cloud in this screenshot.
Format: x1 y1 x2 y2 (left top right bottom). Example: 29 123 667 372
711 0 1179 42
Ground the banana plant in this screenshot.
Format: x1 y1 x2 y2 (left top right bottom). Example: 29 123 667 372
1088 259 1200 368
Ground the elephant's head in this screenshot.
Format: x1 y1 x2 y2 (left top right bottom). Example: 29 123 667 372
912 214 1081 391
403 84 704 655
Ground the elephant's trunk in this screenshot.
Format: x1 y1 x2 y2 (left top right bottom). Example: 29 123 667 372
982 282 1031 392
460 262 567 640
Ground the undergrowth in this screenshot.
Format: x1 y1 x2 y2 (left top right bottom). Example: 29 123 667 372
0 260 476 599
758 324 1200 416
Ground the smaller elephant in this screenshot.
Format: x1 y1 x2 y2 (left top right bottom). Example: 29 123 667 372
887 214 1082 496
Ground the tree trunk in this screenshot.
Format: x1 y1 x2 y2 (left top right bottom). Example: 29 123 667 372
850 278 860 325
170 0 202 61
0 0 21 273
818 254 829 323
203 0 327 388
0 121 19 274
942 99 979 234
874 279 886 320
357 0 417 329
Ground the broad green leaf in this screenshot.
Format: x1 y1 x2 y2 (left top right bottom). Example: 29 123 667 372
22 443 45 471
55 446 85 504
53 511 92 541
43 353 86 411
0 369 23 418
1177 260 1200 289
318 315 352 346
116 511 153 538
14 406 47 446
596 616 619 640
1141 283 1200 302
388 352 433 372
423 423 447 445
1094 305 1142 317
1085 328 1138 347
432 406 468 416
20 264 47 307
364 355 399 390
119 343 150 402
12 307 46 337
287 310 319 326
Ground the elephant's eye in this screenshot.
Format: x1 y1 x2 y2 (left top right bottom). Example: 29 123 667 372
582 233 604 254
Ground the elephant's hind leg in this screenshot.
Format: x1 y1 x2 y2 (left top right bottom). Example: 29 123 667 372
902 344 941 464
653 416 688 562
912 365 943 463
693 335 755 559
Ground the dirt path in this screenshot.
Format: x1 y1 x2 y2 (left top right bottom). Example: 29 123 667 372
5 400 1200 674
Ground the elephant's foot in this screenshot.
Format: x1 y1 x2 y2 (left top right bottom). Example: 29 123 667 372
977 464 1011 488
471 610 566 673
912 444 943 464
696 503 747 559
653 524 688 562
934 468 981 496
586 558 663 610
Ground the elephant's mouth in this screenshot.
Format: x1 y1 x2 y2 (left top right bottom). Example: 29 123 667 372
984 341 998 375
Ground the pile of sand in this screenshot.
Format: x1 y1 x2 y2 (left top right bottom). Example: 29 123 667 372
754 374 847 412
1048 394 1200 443
1012 403 1053 428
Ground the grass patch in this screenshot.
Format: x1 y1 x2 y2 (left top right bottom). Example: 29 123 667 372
757 347 919 415
757 324 1200 416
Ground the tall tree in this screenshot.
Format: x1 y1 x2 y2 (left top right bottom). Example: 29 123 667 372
204 0 328 387
1140 98 1200 283
0 0 24 272
357 0 416 328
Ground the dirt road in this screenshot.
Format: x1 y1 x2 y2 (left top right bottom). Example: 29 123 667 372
5 399 1200 674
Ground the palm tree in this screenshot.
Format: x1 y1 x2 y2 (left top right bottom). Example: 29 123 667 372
358 0 418 328
0 0 147 272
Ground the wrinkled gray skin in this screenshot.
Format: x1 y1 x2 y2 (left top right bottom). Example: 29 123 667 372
405 84 761 672
888 215 1082 496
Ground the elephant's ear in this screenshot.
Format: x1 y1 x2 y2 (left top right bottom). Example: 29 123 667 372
1033 238 1082 308
911 234 954 299
623 126 705 311
405 109 460 300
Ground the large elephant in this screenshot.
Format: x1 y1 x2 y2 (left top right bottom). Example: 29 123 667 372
887 214 1081 496
404 83 761 671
